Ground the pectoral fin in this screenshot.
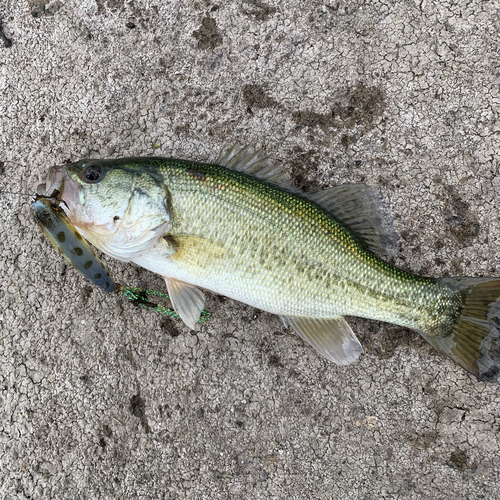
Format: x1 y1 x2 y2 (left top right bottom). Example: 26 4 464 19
165 235 230 273
164 277 206 330
281 316 363 365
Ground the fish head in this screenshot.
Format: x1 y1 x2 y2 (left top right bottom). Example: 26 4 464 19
39 159 172 261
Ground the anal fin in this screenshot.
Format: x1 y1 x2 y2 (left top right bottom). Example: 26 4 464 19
281 316 363 365
164 277 206 330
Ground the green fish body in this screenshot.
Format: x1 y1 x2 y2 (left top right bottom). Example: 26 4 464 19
38 146 500 380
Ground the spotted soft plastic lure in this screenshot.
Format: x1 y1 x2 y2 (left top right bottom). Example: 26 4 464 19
31 197 116 292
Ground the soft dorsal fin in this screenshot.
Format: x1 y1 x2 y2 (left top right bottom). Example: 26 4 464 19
164 277 206 330
216 144 297 191
306 184 398 256
281 315 363 365
216 145 397 256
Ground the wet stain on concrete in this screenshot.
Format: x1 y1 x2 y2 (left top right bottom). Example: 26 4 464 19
293 109 335 130
242 0 277 22
0 19 12 47
448 449 468 469
242 84 280 113
442 185 480 246
359 321 428 361
161 317 182 338
192 16 223 50
80 285 93 305
344 82 386 127
292 83 386 133
268 354 280 367
96 0 126 14
287 146 322 191
409 431 438 451
29 0 63 16
129 394 151 433
431 179 480 247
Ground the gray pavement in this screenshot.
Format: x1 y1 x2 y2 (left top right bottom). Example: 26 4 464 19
1 1 500 498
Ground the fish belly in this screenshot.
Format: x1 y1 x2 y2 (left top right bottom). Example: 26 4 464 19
131 241 343 318
131 237 436 330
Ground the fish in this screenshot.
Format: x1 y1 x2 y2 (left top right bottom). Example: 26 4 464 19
36 145 500 381
31 196 116 292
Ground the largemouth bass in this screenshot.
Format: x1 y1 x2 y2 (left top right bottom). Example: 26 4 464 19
36 145 500 381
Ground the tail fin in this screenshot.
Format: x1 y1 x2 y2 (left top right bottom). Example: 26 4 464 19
422 277 500 382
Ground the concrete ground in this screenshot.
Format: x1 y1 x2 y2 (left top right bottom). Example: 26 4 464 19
1 0 500 498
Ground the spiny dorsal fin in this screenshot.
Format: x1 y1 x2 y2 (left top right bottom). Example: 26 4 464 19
306 184 398 257
281 315 363 365
216 144 297 191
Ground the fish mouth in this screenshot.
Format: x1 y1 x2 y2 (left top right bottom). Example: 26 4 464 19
37 165 66 199
36 164 81 217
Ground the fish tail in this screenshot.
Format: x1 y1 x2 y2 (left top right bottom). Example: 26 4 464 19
421 277 500 381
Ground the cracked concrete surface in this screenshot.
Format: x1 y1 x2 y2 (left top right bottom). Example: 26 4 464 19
1 0 500 498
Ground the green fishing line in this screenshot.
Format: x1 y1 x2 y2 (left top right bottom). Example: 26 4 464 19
121 286 210 324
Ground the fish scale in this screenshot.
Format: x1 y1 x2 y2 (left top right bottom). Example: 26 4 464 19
154 159 448 326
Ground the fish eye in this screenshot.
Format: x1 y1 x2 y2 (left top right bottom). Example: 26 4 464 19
80 164 103 183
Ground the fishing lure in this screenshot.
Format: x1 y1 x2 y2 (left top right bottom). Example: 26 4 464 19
31 196 116 292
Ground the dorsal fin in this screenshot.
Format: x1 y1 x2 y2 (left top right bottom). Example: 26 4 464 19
306 184 398 257
216 145 397 256
216 144 298 191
